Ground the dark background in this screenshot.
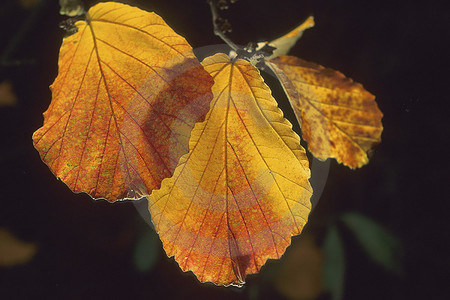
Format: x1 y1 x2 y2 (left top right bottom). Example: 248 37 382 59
0 0 449 299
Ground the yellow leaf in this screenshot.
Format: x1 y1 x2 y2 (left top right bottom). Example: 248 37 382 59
257 16 314 59
267 56 383 168
32 2 213 201
149 53 312 286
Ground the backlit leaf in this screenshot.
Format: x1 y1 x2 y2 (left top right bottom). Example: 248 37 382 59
149 53 313 286
257 16 315 60
32 2 213 201
267 56 383 168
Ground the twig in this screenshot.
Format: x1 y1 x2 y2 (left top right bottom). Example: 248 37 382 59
207 0 238 51
206 0 275 69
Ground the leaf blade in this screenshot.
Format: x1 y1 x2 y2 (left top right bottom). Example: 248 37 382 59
32 2 213 201
149 53 313 286
268 56 383 168
258 16 314 59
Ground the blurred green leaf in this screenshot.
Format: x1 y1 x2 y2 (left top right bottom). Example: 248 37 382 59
133 229 160 273
323 224 345 300
341 212 403 275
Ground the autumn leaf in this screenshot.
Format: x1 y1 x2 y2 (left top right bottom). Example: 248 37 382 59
257 16 315 60
32 0 383 290
256 15 382 168
149 53 313 286
267 57 383 168
32 2 213 201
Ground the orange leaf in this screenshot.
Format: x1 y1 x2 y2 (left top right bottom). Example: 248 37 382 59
32 2 213 201
267 56 383 168
149 53 313 286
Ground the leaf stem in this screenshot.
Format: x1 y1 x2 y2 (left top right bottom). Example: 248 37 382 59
207 0 238 51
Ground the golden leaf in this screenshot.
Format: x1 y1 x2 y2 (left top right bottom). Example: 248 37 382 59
149 53 312 286
260 15 383 168
257 16 314 59
267 56 383 168
32 2 213 201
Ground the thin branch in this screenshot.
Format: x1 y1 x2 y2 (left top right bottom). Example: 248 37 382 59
207 0 238 50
